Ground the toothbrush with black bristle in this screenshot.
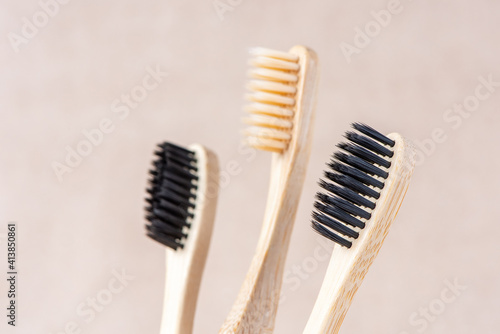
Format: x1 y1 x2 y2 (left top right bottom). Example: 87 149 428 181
303 123 416 334
145 142 219 334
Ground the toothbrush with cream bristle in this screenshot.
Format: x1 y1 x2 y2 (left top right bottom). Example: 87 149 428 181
220 46 319 334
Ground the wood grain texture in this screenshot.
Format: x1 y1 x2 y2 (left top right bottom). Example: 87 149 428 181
303 134 416 334
160 144 220 334
220 46 319 334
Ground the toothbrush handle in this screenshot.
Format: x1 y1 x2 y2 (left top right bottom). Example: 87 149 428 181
219 174 302 334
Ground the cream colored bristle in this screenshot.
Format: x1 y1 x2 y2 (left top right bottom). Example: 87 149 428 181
243 47 300 153
243 114 293 129
244 103 294 117
249 57 300 71
249 47 299 62
242 127 292 141
245 92 295 106
246 80 297 94
248 68 298 83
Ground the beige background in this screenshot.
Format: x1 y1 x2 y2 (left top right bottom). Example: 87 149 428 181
1 0 499 333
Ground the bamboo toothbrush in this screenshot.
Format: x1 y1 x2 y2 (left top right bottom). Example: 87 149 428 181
145 142 219 334
220 46 319 334
303 123 415 334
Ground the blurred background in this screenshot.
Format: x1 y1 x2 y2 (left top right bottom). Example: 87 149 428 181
1 0 499 333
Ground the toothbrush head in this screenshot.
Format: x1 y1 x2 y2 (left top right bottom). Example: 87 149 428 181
242 47 313 153
145 142 198 250
312 123 404 248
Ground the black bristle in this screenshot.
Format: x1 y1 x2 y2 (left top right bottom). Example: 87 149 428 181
164 172 194 189
161 142 195 156
314 202 365 229
328 161 384 189
337 142 391 168
333 152 388 179
312 212 359 239
345 132 394 158
319 180 376 210
144 142 197 250
312 221 352 248
155 187 195 209
157 179 195 199
324 172 380 199
312 123 394 248
351 122 395 147
165 153 198 171
164 161 199 181
316 192 371 220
